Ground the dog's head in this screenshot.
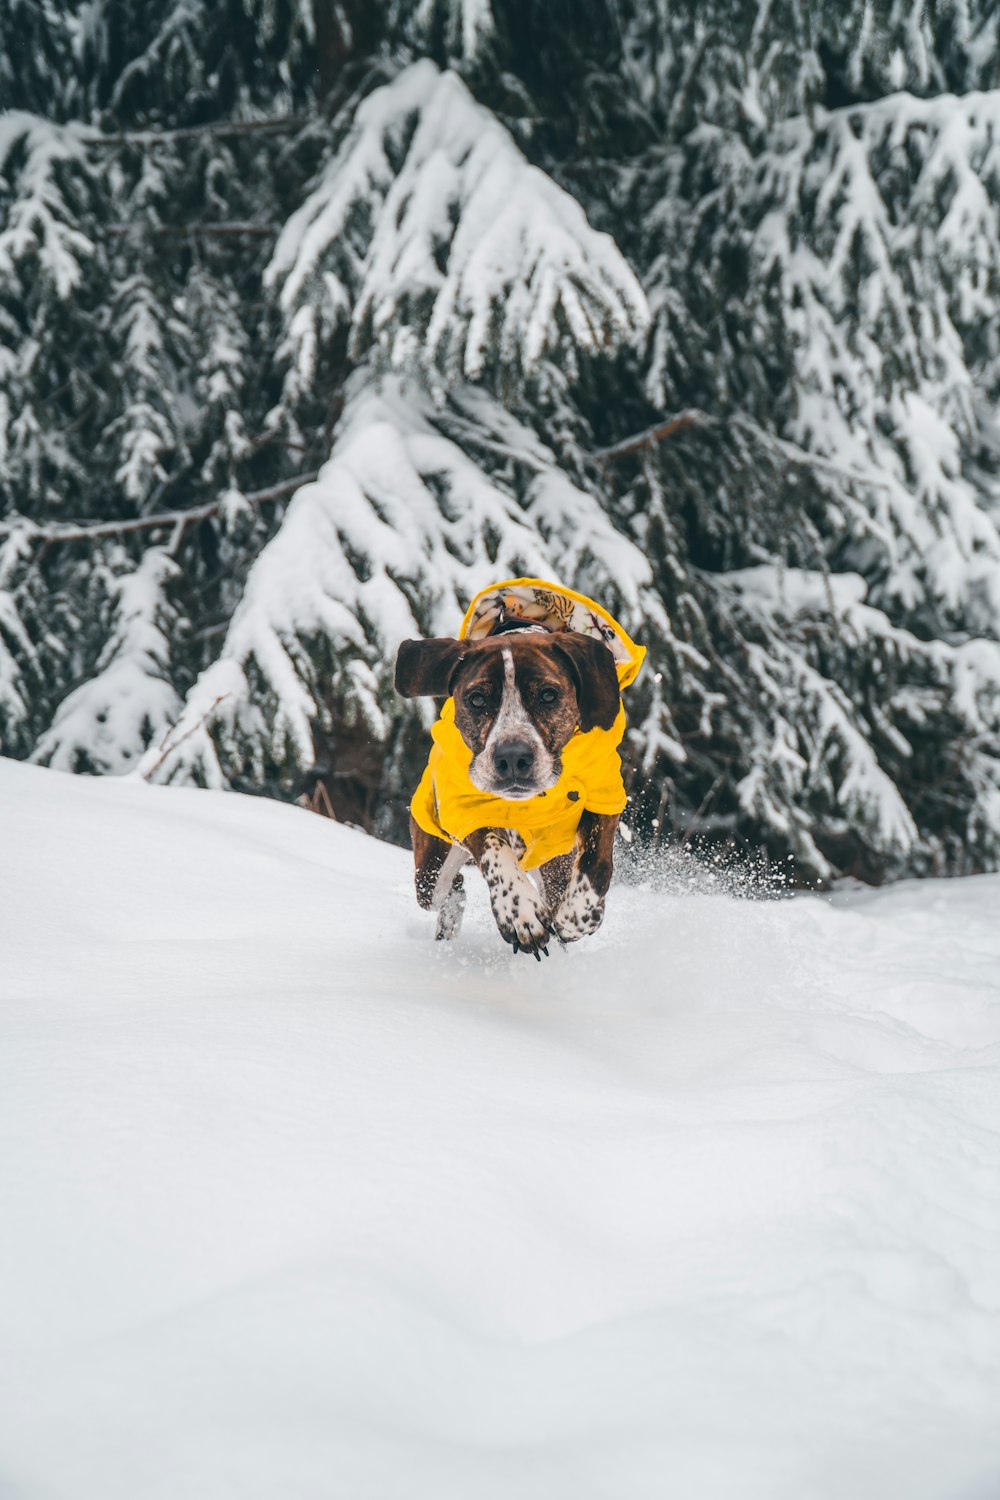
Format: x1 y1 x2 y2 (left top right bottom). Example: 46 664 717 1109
396 630 620 799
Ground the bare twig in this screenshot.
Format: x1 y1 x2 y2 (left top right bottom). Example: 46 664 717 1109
299 779 337 819
141 693 231 782
679 774 725 848
107 222 277 238
245 431 311 454
1 471 319 546
592 410 709 460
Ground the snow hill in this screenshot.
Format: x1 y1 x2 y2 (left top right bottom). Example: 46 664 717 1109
1 756 998 1500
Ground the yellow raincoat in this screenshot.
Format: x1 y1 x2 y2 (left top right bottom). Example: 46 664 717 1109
410 579 645 869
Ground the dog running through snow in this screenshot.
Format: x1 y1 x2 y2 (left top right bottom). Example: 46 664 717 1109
394 578 645 958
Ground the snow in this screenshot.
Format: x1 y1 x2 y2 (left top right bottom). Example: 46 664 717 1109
2 756 998 1499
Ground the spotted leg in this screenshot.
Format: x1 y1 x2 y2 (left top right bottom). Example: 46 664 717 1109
546 811 619 944
465 828 552 960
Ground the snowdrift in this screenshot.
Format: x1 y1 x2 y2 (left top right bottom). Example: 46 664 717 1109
1 757 998 1499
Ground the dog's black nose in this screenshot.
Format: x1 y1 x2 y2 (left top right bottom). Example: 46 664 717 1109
493 739 535 784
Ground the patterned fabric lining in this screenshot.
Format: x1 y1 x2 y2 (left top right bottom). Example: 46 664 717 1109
461 581 632 667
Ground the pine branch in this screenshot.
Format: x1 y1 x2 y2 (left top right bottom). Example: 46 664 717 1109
728 417 893 494
0 473 319 546
84 116 310 148
438 415 551 471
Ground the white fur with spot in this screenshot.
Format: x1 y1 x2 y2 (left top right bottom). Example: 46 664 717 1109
479 832 551 952
550 865 604 942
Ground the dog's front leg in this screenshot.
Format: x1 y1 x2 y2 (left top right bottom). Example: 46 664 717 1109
464 828 552 960
549 811 619 943
411 816 468 940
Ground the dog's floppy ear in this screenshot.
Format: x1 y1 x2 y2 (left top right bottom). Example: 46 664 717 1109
550 633 621 732
395 637 466 699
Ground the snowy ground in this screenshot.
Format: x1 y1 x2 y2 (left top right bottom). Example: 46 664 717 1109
1 757 998 1500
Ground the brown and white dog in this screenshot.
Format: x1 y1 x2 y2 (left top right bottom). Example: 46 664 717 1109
395 628 622 958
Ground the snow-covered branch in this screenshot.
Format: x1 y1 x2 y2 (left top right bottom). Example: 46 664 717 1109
32 549 182 774
750 89 1000 630
0 113 92 298
267 60 648 394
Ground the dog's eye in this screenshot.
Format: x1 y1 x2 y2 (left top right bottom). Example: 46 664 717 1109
467 691 488 710
539 687 559 705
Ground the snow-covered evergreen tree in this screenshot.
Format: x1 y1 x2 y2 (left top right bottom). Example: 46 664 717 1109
4 0 1000 883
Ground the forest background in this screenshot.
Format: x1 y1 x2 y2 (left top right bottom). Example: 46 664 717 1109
3 0 1000 886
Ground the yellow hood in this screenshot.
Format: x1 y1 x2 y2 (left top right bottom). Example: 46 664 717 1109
410 579 644 869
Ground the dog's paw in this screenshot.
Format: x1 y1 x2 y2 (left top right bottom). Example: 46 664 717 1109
480 836 551 960
550 867 605 944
